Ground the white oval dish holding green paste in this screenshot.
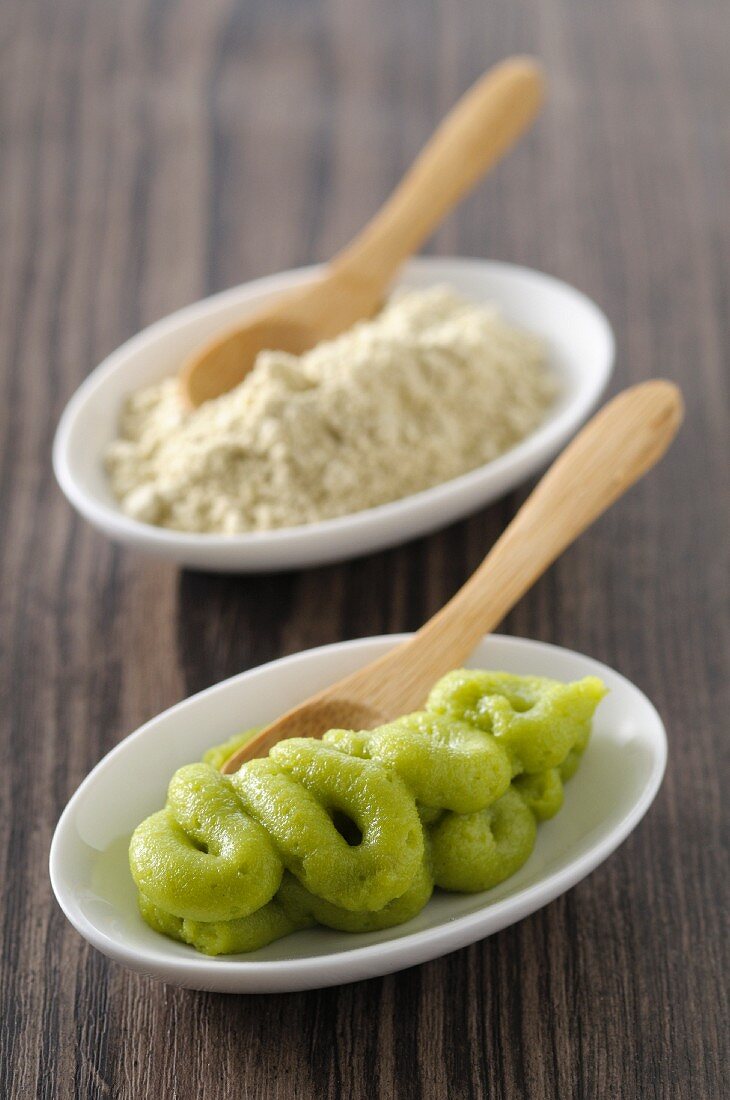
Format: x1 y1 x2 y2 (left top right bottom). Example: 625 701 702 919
53 258 614 572
49 634 666 993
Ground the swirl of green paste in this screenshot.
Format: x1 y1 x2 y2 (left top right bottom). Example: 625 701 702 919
129 670 606 955
231 740 424 911
129 764 281 922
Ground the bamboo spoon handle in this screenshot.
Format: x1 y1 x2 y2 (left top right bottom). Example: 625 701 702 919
332 56 544 289
340 380 683 704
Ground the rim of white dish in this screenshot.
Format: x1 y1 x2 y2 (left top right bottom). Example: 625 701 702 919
49 634 665 987
52 258 615 549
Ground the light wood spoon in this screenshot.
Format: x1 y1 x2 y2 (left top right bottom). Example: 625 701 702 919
221 380 683 773
181 55 545 407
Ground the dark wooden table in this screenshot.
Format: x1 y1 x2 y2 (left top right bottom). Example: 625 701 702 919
2 0 727 1096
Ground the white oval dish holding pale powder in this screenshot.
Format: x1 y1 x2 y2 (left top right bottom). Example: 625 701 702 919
53 258 614 572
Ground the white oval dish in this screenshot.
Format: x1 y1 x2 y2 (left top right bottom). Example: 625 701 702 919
50 633 666 993
53 258 614 572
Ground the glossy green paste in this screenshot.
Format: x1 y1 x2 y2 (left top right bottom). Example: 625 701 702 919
129 670 606 955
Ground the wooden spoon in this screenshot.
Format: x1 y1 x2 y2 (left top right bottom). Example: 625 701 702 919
221 380 683 773
181 55 545 407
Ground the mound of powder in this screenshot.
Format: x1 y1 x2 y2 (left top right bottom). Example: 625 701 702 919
105 286 556 533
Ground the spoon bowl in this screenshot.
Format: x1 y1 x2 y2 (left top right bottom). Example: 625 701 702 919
49 633 668 993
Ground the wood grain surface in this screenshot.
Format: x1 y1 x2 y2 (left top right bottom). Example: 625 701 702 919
1 0 727 1097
